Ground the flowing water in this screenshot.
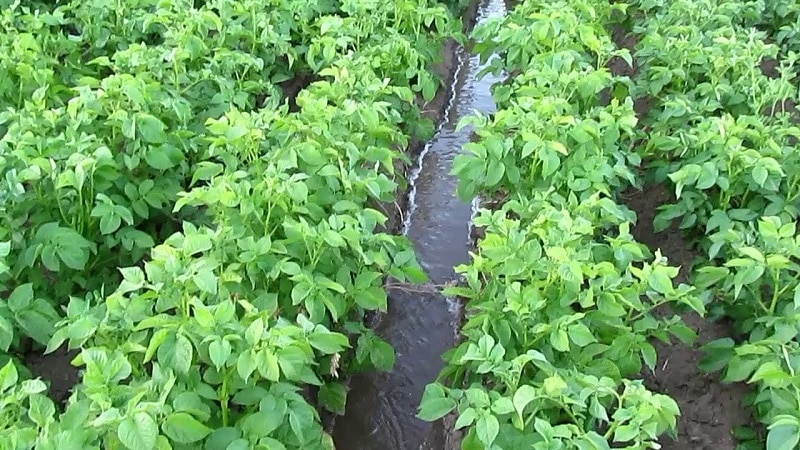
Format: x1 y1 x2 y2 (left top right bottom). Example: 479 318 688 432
332 0 506 448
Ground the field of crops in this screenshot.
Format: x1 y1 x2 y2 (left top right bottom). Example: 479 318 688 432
0 0 466 447
4 0 800 448
417 0 800 449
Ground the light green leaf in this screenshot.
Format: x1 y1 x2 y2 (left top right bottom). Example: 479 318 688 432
208 339 231 370
308 331 349 354
476 415 499 447
118 412 158 450
567 323 596 347
8 283 34 312
183 234 213 256
162 412 212 444
417 396 456 422
513 385 536 418
767 424 800 450
0 361 18 392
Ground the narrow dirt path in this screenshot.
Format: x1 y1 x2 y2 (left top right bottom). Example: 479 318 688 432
607 20 754 447
625 185 752 449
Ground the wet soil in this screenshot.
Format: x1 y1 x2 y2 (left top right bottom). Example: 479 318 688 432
625 185 752 450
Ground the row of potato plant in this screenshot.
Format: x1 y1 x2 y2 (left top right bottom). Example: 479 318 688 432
625 0 800 447
417 0 706 448
0 0 460 448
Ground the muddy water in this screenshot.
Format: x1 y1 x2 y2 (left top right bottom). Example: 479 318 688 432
332 1 505 448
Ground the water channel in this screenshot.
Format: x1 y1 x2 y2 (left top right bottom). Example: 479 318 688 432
332 0 506 447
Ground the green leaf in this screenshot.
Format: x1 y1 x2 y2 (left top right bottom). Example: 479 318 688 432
767 424 800 450
540 148 560 177
550 328 570 352
513 385 536 418
491 397 514 415
28 394 56 427
0 316 12 352
613 424 639 442
308 331 349 354
183 234 213 256
99 213 122 234
485 160 505 187
137 114 168 144
291 282 313 305
208 339 231 370
145 145 183 170
417 392 456 421
752 165 769 187
204 427 241 450
318 382 347 415
454 408 478 430
476 414 500 447
0 361 18 392
8 283 34 312
193 269 217 295
191 162 223 186
354 287 388 311
16 309 56 345
257 349 280 382
696 162 718 190
175 334 194 373
237 351 257 381
567 323 596 347
722 356 760 383
57 240 92 270
118 412 158 450
369 338 395 371
259 438 286 450
162 413 212 444
647 268 674 294
640 342 657 371
245 318 264 345
749 361 790 387
159 333 193 374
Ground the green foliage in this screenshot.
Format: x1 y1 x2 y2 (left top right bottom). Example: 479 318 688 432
0 0 460 447
419 0 704 448
625 0 800 448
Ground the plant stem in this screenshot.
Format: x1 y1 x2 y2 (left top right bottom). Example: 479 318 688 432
221 373 230 427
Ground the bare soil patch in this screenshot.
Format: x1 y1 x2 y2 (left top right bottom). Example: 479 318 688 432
24 346 80 406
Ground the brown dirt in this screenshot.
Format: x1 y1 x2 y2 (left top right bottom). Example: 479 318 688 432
279 72 316 112
624 184 752 450
604 28 656 119
760 57 780 79
24 347 79 406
